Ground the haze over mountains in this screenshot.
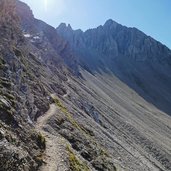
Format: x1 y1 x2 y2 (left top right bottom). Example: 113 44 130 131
0 0 171 171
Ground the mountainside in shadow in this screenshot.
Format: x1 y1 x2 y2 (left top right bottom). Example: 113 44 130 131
57 20 171 116
0 1 171 171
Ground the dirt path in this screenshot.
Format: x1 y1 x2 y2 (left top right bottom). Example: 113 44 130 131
63 78 71 98
36 104 57 129
35 104 69 171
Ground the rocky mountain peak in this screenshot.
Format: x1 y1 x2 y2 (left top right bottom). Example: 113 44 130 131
103 19 118 29
57 18 171 65
57 22 73 34
56 18 171 117
58 23 67 29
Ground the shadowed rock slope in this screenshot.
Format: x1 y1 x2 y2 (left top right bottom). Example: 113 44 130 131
0 0 171 171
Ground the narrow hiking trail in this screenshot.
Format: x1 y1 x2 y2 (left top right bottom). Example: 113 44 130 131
35 103 68 171
36 104 57 129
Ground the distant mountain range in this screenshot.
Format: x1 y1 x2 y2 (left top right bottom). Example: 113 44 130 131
0 0 171 171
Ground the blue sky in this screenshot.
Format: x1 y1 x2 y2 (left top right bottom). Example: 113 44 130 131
21 0 171 49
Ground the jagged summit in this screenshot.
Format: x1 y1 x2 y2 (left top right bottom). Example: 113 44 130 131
57 22 83 37
57 18 171 63
57 19 119 33
58 23 73 30
103 19 118 27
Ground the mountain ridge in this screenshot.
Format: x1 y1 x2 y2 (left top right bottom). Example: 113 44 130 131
57 18 171 51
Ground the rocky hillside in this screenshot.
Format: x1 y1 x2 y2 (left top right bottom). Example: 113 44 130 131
0 1 171 171
0 0 68 170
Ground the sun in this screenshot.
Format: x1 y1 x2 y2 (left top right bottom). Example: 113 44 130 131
44 0 48 12
42 0 66 15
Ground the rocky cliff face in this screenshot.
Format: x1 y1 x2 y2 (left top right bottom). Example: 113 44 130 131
0 1 171 171
16 1 79 75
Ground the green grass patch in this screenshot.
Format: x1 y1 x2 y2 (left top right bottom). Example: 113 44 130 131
0 57 5 69
67 145 90 171
52 96 83 131
37 132 46 150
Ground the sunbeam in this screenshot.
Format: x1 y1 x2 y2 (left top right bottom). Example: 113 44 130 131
44 0 48 12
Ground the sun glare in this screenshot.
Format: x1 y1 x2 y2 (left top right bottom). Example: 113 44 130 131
44 0 48 12
42 0 66 14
